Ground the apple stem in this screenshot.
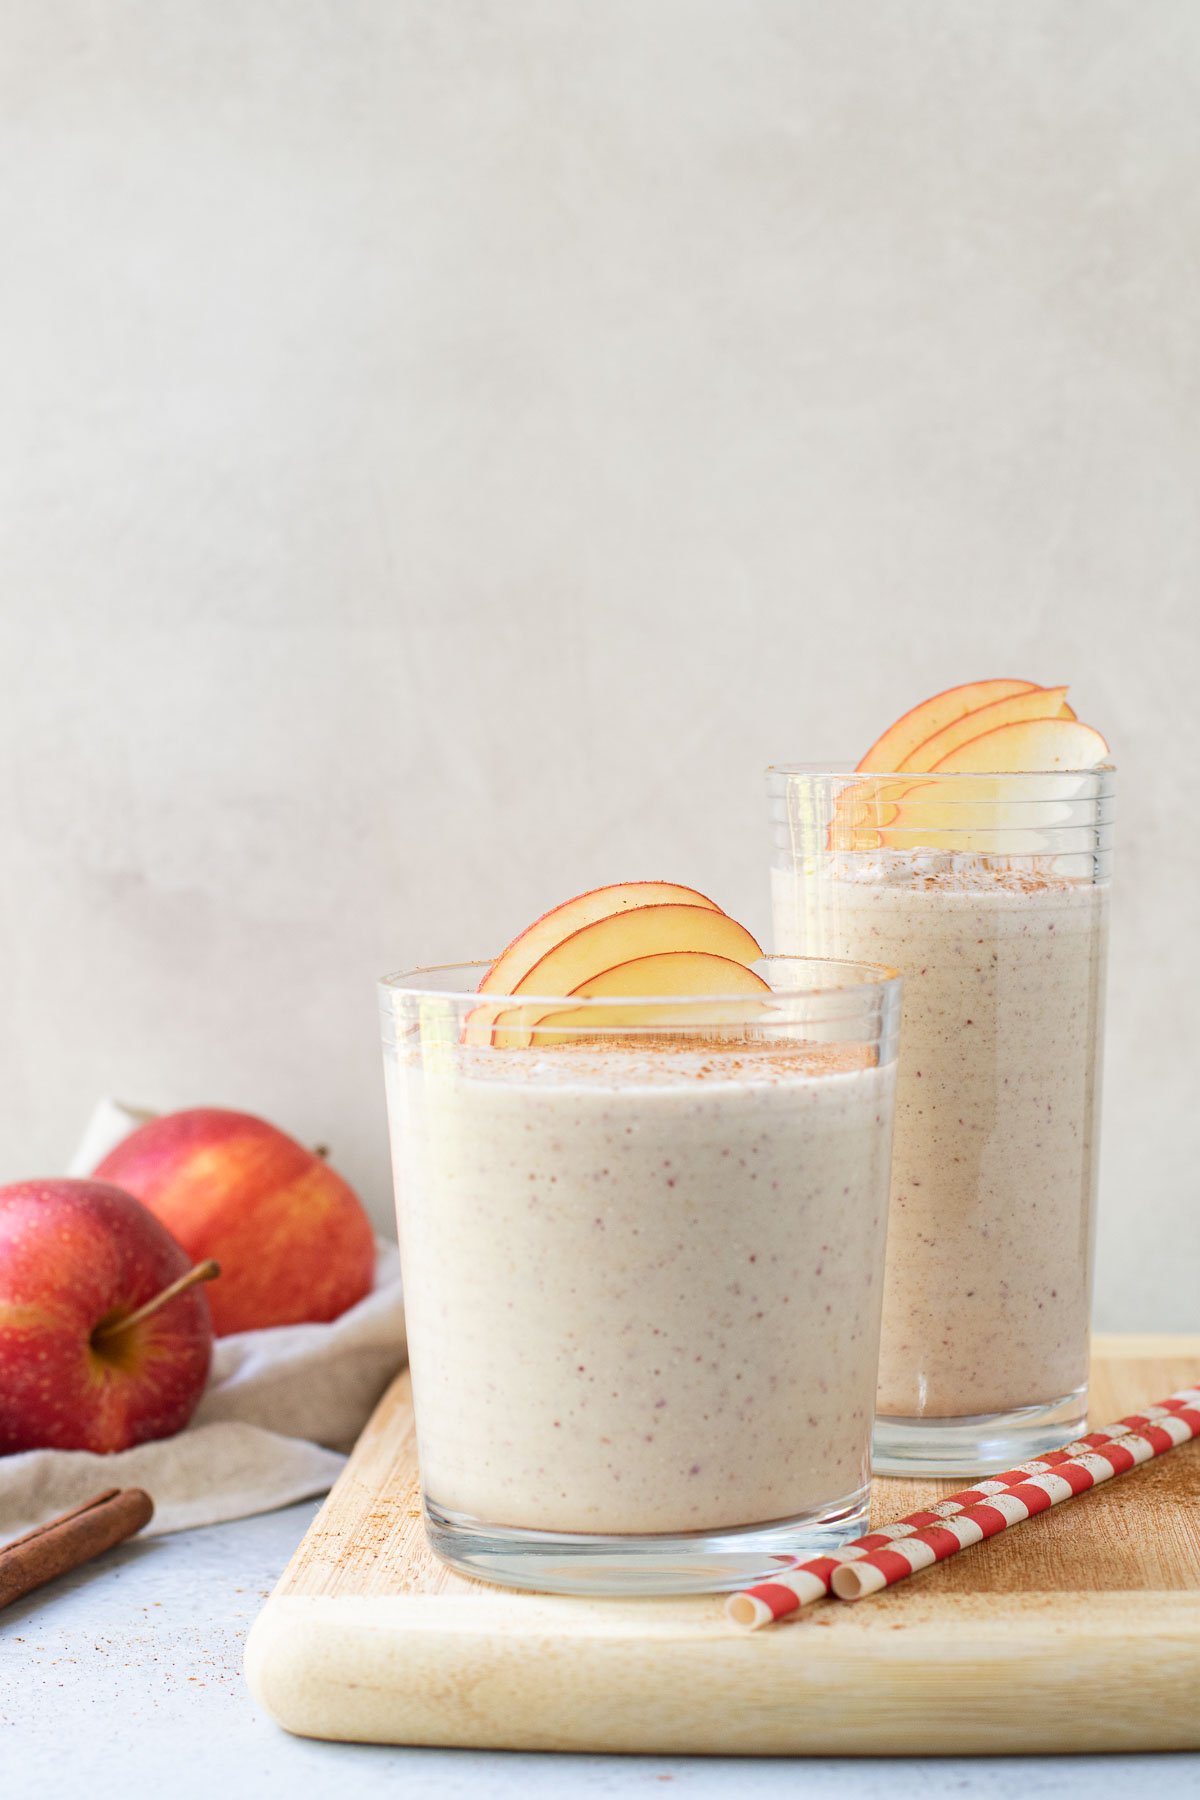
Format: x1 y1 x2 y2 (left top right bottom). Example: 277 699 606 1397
313 1144 330 1160
93 1260 221 1344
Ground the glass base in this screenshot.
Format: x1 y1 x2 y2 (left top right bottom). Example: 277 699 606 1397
872 1384 1089 1477
423 1485 870 1597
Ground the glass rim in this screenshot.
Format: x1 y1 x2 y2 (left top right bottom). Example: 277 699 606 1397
766 760 1117 780
379 954 902 1009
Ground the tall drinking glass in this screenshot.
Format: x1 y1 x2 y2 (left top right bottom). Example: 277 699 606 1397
768 766 1114 1474
380 957 900 1595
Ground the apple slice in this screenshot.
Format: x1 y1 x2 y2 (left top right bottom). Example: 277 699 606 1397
881 773 1099 852
929 717 1109 773
840 679 1045 847
899 686 1075 772
523 995 770 1047
515 904 761 993
505 952 771 1049
567 952 771 1001
856 679 1041 773
485 906 762 1047
477 882 722 996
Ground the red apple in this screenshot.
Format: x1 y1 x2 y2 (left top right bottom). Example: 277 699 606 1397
94 1109 375 1337
0 1179 215 1454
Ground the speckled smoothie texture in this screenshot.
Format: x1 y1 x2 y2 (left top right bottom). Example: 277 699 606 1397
773 855 1108 1419
385 1041 895 1535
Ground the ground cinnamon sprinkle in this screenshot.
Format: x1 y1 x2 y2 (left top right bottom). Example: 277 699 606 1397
442 1034 878 1085
830 850 1101 897
904 868 1084 895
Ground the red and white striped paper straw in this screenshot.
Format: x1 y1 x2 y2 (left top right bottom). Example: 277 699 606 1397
831 1393 1200 1601
727 1384 1200 1629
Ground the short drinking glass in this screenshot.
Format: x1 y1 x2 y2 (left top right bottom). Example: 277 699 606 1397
380 957 901 1595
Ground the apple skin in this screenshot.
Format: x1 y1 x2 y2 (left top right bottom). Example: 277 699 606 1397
855 679 1040 772
94 1109 375 1337
478 881 723 995
0 1179 214 1454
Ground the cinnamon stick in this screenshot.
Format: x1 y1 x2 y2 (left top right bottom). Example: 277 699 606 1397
0 1488 154 1610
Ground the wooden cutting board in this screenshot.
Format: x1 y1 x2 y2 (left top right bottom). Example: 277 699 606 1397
245 1335 1200 1755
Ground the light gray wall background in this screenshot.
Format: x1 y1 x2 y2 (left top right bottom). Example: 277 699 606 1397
2 2 1197 1326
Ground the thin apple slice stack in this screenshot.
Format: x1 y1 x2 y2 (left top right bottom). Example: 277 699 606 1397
476 881 723 995
464 883 768 1049
837 679 1050 847
467 881 725 1045
855 678 1042 773
836 681 1108 850
898 686 1075 773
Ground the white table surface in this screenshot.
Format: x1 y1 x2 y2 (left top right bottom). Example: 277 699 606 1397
3 1501 1196 1800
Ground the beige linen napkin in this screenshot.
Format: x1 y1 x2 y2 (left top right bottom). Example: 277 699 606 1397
0 1101 406 1539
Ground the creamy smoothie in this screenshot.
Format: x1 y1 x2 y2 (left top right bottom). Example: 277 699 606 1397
384 1037 895 1537
773 852 1109 1424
